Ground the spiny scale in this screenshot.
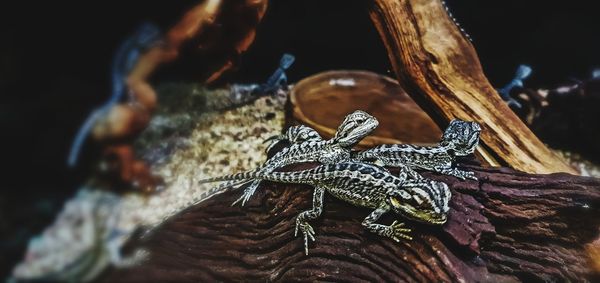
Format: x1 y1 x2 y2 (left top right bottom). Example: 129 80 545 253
442 0 472 42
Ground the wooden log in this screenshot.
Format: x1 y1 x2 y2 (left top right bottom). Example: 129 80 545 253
368 0 577 175
99 163 600 282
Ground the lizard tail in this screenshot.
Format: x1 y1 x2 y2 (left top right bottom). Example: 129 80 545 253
194 179 250 202
67 108 106 167
201 165 325 186
205 179 252 195
198 170 263 184
253 166 329 184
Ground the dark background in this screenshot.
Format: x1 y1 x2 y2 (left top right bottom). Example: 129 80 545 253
0 0 598 278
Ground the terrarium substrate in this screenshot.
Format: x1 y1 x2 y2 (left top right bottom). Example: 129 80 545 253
11 87 288 280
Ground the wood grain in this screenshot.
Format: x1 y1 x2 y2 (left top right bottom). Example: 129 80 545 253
368 0 576 174
99 163 600 282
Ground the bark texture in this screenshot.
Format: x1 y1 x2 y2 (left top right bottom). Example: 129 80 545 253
369 0 576 174
99 163 600 282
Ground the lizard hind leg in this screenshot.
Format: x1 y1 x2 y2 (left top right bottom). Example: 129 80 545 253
231 161 288 206
295 187 325 255
231 179 262 206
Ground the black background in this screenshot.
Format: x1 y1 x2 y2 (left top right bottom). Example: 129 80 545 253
0 0 599 278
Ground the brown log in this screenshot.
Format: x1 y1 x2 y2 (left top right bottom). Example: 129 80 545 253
368 0 576 175
99 163 600 282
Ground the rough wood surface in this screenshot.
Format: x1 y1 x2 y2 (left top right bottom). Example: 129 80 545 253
99 163 600 282
368 0 576 175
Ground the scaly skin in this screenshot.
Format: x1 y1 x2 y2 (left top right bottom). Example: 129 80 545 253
353 119 481 180
199 161 450 255
263 124 322 154
442 0 472 42
208 110 379 206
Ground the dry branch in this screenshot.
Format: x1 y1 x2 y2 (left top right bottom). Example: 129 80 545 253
368 0 576 174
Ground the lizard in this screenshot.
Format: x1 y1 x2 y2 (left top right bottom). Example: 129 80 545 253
497 64 533 108
198 161 451 255
353 119 481 180
259 53 296 94
203 110 379 206
67 23 163 167
229 53 295 105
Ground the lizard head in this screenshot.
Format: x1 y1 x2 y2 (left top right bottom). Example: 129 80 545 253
440 119 481 156
333 110 379 148
388 180 451 225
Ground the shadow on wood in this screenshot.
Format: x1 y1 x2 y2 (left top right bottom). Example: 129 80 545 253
99 163 600 282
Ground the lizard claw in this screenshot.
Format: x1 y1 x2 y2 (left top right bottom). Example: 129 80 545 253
447 169 477 181
464 171 478 181
388 220 412 242
231 181 260 207
454 170 477 181
295 219 316 255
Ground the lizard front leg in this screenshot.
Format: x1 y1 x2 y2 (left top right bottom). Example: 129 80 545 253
295 187 325 255
362 207 412 242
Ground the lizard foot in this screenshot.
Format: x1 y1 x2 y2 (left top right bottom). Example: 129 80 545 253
294 219 316 255
386 221 412 242
462 171 478 180
231 181 259 207
442 168 478 181
452 170 477 181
